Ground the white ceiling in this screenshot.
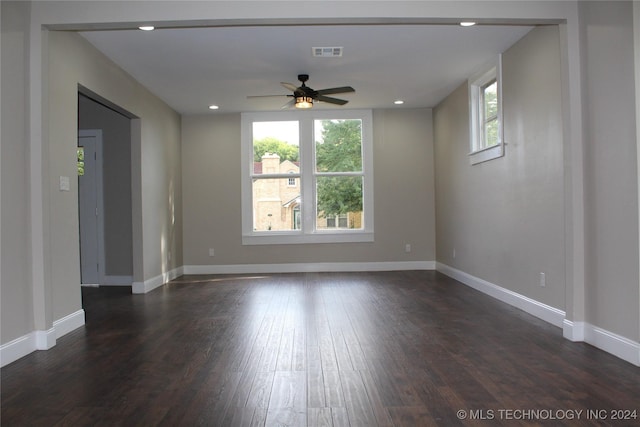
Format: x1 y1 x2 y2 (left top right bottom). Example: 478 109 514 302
80 23 533 115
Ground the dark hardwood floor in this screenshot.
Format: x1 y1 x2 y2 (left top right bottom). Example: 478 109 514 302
2 271 639 426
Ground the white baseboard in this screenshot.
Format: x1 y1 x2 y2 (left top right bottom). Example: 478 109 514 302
102 275 133 286
563 319 585 341
184 261 435 275
436 262 565 327
437 262 640 367
132 266 184 294
0 309 85 368
53 309 86 339
564 319 639 366
1 334 37 367
34 328 56 350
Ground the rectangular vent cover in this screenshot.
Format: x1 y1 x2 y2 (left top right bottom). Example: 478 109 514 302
312 47 343 57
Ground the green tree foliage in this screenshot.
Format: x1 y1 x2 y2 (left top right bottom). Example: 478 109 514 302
253 137 299 162
483 81 499 147
316 120 362 172
316 120 363 218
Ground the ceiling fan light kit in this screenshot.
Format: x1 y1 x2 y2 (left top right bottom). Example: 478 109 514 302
295 96 314 109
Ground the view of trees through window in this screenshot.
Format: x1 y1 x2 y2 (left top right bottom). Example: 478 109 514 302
482 80 498 147
251 119 363 231
315 119 363 230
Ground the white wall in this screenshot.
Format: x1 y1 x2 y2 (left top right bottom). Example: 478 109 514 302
181 109 435 269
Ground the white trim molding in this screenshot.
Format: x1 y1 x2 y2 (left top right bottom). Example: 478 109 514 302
437 262 640 367
562 319 585 342
1 334 37 367
132 266 184 294
436 262 565 327
53 309 86 339
34 328 56 350
564 320 640 367
184 261 435 275
0 309 85 368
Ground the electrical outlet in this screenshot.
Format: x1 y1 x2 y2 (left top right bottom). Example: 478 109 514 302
539 272 546 287
209 248 215 257
405 243 411 253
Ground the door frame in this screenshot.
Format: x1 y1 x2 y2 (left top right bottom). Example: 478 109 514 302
78 129 105 286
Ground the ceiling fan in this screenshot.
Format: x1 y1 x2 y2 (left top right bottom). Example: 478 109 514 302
248 74 355 109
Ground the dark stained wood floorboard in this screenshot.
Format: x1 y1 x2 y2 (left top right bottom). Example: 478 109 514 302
2 271 639 426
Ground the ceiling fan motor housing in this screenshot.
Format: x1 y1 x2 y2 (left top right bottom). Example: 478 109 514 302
296 75 317 98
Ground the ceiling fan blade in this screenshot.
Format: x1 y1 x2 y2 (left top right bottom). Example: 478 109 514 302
316 86 355 96
316 95 349 106
281 82 299 92
280 99 296 109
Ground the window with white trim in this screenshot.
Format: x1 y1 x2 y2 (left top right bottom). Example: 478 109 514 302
469 55 504 164
241 110 374 245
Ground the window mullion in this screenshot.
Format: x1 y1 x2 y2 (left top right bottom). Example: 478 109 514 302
299 118 315 234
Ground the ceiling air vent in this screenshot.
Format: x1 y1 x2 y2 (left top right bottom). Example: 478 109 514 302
312 47 343 57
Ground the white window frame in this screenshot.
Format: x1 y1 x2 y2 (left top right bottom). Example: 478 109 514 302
241 109 374 245
469 55 504 165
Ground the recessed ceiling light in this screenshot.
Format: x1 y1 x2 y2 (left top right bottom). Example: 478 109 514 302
208 105 219 110
394 100 404 105
460 22 476 27
138 26 155 31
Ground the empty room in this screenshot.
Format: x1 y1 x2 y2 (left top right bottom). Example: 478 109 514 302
2 1 639 425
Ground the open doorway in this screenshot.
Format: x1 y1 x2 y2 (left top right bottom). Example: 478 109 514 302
77 91 134 290
78 129 104 285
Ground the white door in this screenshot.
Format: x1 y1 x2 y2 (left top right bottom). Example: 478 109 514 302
78 130 105 285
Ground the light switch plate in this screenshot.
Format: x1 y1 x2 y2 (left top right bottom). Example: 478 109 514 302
59 176 70 191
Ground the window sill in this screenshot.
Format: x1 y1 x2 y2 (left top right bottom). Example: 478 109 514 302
242 231 374 245
469 143 504 165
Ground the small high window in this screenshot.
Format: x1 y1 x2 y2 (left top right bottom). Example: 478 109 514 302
469 55 504 164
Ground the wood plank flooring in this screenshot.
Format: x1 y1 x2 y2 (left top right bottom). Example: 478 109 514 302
2 271 639 426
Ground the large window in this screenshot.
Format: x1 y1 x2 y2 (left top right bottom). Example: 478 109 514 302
241 110 373 245
469 55 504 164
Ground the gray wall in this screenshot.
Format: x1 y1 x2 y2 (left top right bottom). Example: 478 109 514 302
2 0 639 364
78 95 133 277
181 108 435 266
1 1 34 343
47 31 183 319
434 26 565 309
435 13 640 345
581 2 639 340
